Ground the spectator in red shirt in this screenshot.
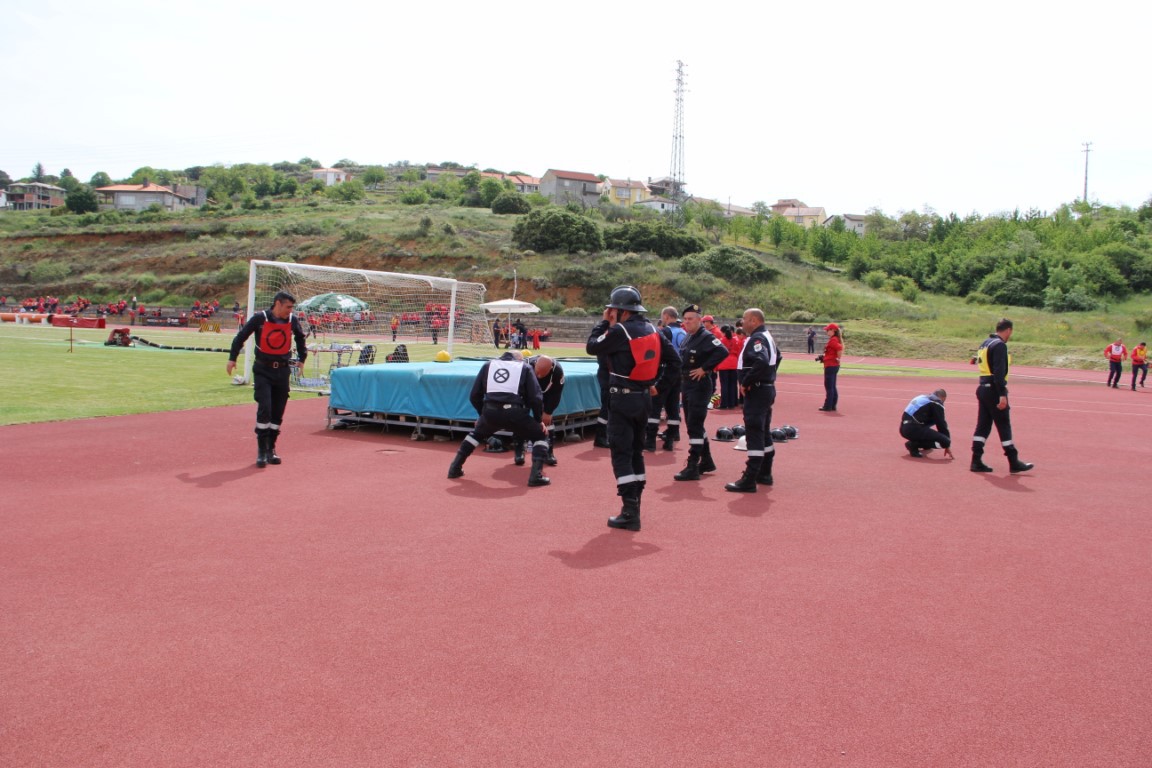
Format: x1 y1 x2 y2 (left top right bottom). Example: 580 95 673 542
818 323 844 412
717 325 742 409
1131 341 1148 390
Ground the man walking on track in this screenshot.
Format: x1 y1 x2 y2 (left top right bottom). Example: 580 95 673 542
673 304 729 482
971 318 1034 474
586 286 680 531
226 291 309 468
726 308 781 493
1105 338 1127 388
447 350 552 487
1131 341 1148 390
900 389 953 459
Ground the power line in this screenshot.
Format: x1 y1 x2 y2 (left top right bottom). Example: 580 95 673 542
1082 141 1093 203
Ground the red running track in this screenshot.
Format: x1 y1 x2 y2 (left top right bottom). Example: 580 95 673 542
2 369 1150 767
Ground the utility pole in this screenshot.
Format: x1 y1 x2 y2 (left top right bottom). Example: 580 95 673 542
1082 141 1093 203
669 60 686 204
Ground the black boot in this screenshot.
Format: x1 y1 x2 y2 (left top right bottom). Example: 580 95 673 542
644 423 658 452
662 424 680 451
448 441 475 479
545 431 558 466
725 458 760 493
905 440 923 458
1006 447 1034 474
593 421 610 449
255 432 268 468
513 440 526 466
266 431 282 465
674 452 701 481
527 455 551 487
608 482 641 531
699 438 717 473
970 444 993 473
757 452 774 486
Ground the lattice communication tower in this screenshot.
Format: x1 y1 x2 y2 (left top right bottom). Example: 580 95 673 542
669 60 686 202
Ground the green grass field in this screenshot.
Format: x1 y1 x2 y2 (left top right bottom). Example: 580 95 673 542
1 322 983 426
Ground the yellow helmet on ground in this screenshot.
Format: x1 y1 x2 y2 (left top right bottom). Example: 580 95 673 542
434 350 452 363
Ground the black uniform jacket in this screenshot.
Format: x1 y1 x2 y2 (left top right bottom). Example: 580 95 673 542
528 356 565 415
229 310 308 366
680 328 729 391
586 315 681 394
737 324 779 387
470 352 545 422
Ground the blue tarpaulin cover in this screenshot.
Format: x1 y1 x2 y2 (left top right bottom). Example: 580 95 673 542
329 359 603 421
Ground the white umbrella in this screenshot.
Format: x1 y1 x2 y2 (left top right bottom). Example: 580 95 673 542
479 298 540 314
480 299 540 348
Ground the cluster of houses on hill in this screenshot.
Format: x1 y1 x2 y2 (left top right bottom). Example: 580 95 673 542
0 165 865 233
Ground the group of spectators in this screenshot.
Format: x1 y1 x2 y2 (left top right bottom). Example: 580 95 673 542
492 318 550 350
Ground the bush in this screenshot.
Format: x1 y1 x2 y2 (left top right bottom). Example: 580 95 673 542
400 187 429 205
1135 313 1152 332
30 260 71 282
491 192 531 215
863 270 888 290
789 310 816 323
603 221 707 259
561 307 589 316
512 208 603 253
680 245 777 284
216 261 250 284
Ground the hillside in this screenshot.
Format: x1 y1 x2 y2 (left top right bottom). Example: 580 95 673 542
0 197 1136 370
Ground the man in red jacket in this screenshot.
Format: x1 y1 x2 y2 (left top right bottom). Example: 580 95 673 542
1131 341 1148 390
1105 339 1127 388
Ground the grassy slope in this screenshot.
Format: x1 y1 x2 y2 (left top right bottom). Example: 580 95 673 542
0 194 1135 370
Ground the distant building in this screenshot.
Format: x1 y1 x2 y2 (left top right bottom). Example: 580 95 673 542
540 169 601 206
602 178 650 207
823 213 867 236
0 190 6 209
96 182 195 212
647 176 685 199
773 199 827 228
636 196 681 214
312 168 352 186
481 172 541 195
6 182 66 210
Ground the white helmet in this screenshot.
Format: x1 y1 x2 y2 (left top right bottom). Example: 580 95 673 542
734 435 747 451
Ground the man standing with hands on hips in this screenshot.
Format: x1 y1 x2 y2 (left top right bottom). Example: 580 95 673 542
727 308 781 492
971 318 1034 474
673 304 729 482
586 286 680 531
226 291 309 468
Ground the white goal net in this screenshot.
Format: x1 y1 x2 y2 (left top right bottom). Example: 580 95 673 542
242 260 490 389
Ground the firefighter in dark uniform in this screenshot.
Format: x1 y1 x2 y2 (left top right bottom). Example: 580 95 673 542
226 291 308 468
900 389 954 459
586 286 680 531
673 304 730 481
971 318 1034 474
646 306 686 452
447 350 551 487
512 354 565 467
726 308 780 492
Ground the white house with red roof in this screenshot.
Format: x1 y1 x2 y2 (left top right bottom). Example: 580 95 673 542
95 182 194 212
539 169 601 206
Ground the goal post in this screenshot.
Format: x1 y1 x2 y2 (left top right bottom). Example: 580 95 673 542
241 259 490 385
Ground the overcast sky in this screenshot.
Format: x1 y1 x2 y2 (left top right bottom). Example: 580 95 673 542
3 0 1148 217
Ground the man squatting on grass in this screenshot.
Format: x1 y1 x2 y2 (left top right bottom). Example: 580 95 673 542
227 291 308 468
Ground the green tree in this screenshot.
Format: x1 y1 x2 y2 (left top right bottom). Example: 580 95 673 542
31 162 46 182
478 177 505 206
58 169 81 193
0 169 10 189
512 208 603 252
332 158 357 168
361 166 388 190
277 176 299 196
65 187 99 214
325 178 366 202
491 192 530 214
89 171 112 188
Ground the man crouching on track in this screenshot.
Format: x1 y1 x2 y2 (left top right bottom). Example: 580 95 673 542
447 350 552 487
586 285 681 531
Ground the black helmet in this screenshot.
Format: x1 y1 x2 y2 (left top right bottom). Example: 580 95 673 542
770 427 788 442
731 424 746 438
606 285 646 313
484 436 506 453
715 426 735 442
782 425 798 439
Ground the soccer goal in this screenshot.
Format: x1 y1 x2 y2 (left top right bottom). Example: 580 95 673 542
240 260 490 389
